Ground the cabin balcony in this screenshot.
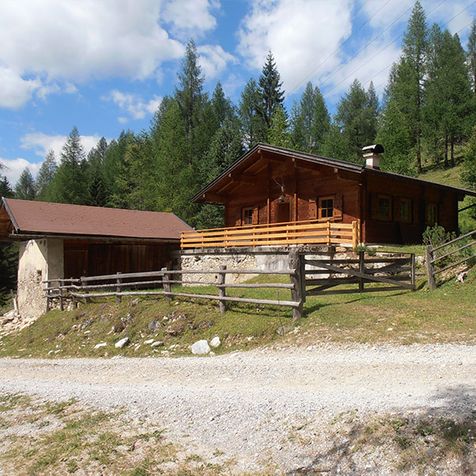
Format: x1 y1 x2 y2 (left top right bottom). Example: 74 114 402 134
180 219 360 250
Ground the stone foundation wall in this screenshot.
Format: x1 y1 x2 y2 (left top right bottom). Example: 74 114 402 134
17 238 64 322
178 246 353 284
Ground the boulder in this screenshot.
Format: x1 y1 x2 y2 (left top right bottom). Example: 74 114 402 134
115 337 130 349
209 336 221 348
94 342 107 349
191 339 210 355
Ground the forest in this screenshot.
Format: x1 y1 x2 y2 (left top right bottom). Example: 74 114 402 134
2 1 476 301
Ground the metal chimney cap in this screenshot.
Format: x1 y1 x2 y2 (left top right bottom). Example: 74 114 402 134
362 144 384 154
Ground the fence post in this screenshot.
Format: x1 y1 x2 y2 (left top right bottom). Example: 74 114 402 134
289 249 303 320
81 276 89 304
425 246 436 290
115 272 122 303
162 267 172 300
59 280 64 311
410 253 416 290
358 251 365 293
217 265 227 314
299 253 306 305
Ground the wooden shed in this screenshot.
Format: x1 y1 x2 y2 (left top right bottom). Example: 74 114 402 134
0 198 192 319
183 143 476 248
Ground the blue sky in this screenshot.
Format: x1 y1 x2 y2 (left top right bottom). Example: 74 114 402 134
1 0 475 185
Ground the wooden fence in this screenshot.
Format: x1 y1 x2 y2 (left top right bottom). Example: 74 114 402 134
181 219 359 249
45 252 304 319
303 252 416 296
45 250 417 320
425 230 476 289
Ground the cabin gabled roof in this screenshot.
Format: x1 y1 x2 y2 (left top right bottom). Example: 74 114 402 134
0 198 192 242
193 143 476 203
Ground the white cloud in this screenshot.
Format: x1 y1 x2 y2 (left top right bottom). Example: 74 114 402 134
0 157 42 185
105 90 162 122
0 0 186 108
0 67 41 109
163 0 219 38
198 45 235 79
238 0 354 94
20 132 104 158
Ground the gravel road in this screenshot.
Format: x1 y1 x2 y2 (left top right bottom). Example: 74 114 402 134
1 344 475 472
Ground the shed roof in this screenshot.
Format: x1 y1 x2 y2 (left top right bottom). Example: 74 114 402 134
0 198 192 241
193 143 476 202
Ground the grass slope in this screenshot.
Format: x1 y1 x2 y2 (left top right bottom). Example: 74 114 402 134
0 268 474 358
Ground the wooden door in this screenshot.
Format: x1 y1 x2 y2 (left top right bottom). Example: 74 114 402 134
276 202 290 223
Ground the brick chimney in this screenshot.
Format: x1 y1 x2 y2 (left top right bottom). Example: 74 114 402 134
362 144 384 170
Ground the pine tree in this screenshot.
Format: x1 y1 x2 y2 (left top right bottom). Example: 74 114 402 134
268 106 292 148
0 175 13 198
35 150 57 199
86 137 109 206
291 82 330 154
257 51 285 129
239 79 267 148
467 20 476 95
15 168 36 200
210 82 235 128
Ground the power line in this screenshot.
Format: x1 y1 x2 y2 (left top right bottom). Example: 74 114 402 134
321 0 473 99
288 0 412 95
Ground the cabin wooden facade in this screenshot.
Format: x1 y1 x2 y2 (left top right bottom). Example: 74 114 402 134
192 144 476 246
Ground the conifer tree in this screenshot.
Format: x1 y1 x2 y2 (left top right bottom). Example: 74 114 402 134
15 168 36 200
0 175 13 198
268 106 292 148
332 79 378 162
239 79 266 148
45 127 88 204
35 150 57 199
257 51 285 129
291 82 330 153
467 20 476 95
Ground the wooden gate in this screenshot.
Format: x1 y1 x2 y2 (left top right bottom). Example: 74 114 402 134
304 252 416 297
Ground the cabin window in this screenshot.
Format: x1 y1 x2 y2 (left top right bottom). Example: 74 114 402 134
425 203 438 226
242 207 257 225
318 196 334 219
399 198 412 223
376 195 392 221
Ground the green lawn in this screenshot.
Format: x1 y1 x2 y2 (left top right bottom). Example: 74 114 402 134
0 265 474 358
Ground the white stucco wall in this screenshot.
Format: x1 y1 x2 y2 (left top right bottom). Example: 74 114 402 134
17 239 64 322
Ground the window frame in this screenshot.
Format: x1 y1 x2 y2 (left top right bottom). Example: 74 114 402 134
242 207 256 226
318 195 335 220
376 194 392 221
425 202 438 226
399 197 413 224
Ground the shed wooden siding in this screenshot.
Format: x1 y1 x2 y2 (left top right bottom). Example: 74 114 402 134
63 240 177 278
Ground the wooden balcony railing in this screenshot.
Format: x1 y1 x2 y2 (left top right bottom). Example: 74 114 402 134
181 219 360 249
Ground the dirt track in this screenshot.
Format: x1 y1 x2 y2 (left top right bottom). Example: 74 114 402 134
1 344 475 473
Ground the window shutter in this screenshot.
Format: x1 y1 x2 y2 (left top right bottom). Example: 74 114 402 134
334 193 343 220
252 207 259 225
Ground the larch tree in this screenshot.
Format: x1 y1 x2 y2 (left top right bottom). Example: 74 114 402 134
291 82 330 154
268 106 292 148
35 150 57 199
467 20 476 95
15 168 36 200
239 78 266 149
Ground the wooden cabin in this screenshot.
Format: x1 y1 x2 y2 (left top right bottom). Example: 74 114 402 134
185 143 476 248
0 198 192 319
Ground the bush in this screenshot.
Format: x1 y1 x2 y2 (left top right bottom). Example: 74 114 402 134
422 225 455 248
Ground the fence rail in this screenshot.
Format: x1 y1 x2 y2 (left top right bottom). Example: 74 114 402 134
425 230 476 289
45 251 415 319
45 252 305 319
181 219 359 249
